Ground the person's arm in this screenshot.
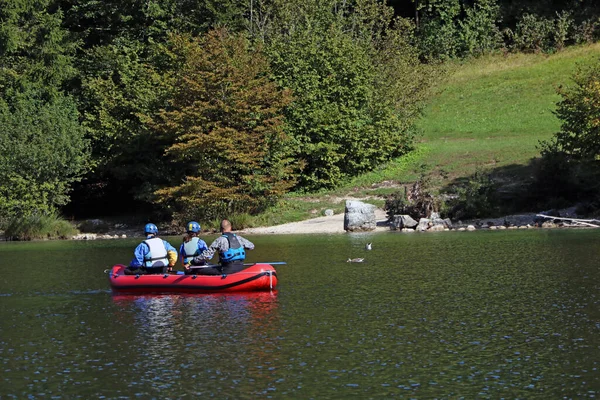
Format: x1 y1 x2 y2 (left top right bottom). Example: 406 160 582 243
193 237 221 264
238 236 255 250
129 243 147 267
198 239 209 252
163 240 178 269
179 243 187 266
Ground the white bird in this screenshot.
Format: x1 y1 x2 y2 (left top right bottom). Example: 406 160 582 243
365 243 372 250
347 258 365 263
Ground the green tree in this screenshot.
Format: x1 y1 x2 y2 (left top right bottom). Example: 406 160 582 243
0 93 89 222
77 38 175 205
68 0 252 212
0 0 78 94
551 61 600 159
266 0 435 190
0 0 88 223
151 30 295 222
532 60 600 207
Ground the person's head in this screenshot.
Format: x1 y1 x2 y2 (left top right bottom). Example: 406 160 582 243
220 219 232 233
186 221 201 235
144 223 158 237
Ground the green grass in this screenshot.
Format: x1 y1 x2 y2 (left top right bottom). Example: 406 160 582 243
414 43 600 182
4 212 78 240
247 43 600 227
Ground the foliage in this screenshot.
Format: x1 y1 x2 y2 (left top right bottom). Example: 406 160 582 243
458 0 503 57
4 212 78 240
417 0 503 60
446 170 499 219
267 0 435 191
151 29 295 223
551 61 600 159
77 38 176 204
554 11 574 51
416 0 462 60
573 17 600 44
384 170 438 220
60 0 247 47
0 92 90 222
0 0 78 95
505 13 555 53
530 59 600 208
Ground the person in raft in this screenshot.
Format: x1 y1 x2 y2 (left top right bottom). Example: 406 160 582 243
125 223 177 275
180 221 209 275
191 219 254 275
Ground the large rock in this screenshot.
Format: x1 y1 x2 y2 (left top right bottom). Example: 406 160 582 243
344 200 377 232
417 218 430 231
391 214 418 230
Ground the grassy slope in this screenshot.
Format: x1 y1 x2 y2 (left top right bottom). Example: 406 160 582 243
415 43 600 185
247 43 600 228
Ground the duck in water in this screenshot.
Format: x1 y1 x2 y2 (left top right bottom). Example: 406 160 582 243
365 243 372 250
347 258 365 263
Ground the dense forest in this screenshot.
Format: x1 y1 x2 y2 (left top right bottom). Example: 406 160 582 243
1 0 599 232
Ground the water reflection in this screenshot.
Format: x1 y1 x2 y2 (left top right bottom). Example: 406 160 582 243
109 291 281 394
1 230 600 397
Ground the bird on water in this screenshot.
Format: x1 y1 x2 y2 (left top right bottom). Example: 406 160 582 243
347 258 365 263
365 243 372 250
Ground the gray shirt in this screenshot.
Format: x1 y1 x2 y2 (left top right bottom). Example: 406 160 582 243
193 233 254 264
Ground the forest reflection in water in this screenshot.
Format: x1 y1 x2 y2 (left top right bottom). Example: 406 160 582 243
0 229 599 397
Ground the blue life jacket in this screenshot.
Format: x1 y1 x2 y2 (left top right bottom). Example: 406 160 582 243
220 232 245 263
144 237 168 268
183 237 200 264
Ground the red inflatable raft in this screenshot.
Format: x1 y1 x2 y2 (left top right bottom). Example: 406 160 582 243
108 263 277 294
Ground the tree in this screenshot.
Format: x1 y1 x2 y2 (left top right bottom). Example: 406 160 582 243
552 61 600 159
0 93 89 221
0 0 78 94
265 0 436 190
151 30 295 221
532 60 600 207
0 0 89 223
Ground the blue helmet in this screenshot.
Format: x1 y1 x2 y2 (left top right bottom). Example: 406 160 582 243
144 223 158 235
186 221 201 233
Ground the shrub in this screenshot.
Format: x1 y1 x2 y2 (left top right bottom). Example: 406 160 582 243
573 18 600 44
228 213 253 230
553 11 573 51
384 176 439 221
4 212 78 240
552 61 600 159
447 170 499 219
506 13 554 53
458 0 503 57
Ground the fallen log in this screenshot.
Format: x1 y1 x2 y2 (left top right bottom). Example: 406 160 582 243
536 214 600 228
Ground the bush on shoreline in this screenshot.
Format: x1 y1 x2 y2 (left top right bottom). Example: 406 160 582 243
3 213 78 241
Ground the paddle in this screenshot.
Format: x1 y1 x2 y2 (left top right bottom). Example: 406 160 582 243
246 262 287 265
187 261 287 270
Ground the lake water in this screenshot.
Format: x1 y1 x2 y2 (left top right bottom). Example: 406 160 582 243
1 229 599 398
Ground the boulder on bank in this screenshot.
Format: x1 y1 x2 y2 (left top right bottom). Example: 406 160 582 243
344 200 377 232
391 214 418 230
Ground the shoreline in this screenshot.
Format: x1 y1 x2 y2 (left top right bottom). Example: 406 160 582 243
239 208 390 235
49 206 596 240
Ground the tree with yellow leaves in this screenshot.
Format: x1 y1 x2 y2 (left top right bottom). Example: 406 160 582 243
152 29 296 222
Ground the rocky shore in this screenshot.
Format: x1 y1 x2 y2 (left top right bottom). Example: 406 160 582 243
71 202 597 240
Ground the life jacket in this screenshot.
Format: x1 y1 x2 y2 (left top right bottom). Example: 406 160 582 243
183 237 200 264
144 237 168 267
220 232 245 263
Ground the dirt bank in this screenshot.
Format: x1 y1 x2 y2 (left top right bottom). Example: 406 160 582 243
240 208 390 234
